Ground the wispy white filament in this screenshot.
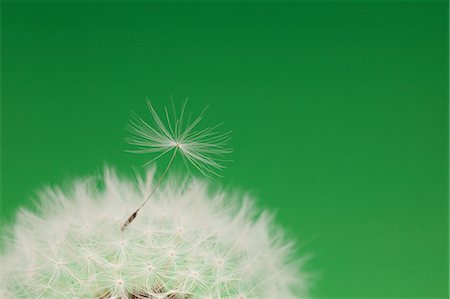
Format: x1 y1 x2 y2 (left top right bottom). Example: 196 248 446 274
121 100 231 231
125 100 231 178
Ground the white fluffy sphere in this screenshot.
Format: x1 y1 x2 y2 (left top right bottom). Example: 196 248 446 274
0 168 309 298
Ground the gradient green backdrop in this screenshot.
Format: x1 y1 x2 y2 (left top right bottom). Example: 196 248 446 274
1 1 448 298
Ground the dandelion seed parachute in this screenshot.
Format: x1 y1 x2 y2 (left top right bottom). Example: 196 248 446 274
125 100 232 179
0 169 309 298
121 100 232 231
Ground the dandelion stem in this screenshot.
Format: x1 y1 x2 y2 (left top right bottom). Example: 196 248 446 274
121 147 179 231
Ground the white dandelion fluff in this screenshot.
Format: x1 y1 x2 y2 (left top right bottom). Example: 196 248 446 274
121 100 232 231
0 168 309 298
125 100 231 178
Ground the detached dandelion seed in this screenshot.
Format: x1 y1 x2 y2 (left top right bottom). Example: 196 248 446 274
121 100 231 231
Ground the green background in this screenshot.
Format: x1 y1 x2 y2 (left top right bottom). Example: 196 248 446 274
1 1 448 298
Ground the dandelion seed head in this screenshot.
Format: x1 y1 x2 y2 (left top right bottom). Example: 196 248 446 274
0 169 309 298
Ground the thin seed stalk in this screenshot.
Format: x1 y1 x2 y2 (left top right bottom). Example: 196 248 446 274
121 147 179 231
